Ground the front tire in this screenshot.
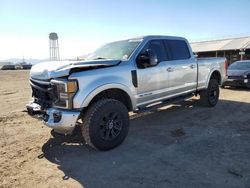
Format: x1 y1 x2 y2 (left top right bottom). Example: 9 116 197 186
81 99 129 151
200 79 220 107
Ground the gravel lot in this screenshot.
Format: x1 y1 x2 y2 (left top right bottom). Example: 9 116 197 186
0 70 250 188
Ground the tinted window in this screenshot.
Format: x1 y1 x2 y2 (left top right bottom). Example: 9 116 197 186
165 40 190 60
142 40 168 62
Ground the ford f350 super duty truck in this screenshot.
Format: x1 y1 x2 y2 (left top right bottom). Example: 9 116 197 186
26 35 227 150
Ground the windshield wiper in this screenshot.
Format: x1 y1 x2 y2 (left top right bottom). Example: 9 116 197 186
93 57 108 60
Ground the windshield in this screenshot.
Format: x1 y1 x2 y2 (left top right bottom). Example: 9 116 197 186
229 61 250 70
86 39 141 60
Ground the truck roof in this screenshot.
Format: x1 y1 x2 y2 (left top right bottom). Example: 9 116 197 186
129 35 187 41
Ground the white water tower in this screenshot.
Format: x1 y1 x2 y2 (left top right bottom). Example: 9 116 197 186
49 32 60 61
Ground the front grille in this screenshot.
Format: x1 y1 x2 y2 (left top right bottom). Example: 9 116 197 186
30 78 55 109
30 79 50 89
227 75 243 80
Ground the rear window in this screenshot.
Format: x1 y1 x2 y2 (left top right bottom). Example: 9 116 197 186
164 40 190 60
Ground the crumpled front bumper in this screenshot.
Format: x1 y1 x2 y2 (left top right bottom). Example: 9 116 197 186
223 78 250 88
26 102 80 134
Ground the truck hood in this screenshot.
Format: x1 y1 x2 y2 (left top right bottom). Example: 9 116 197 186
227 69 250 76
30 60 121 80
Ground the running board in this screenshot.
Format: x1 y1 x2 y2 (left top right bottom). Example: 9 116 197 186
135 93 194 113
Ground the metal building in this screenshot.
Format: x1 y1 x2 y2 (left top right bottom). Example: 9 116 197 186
191 36 250 64
49 32 60 61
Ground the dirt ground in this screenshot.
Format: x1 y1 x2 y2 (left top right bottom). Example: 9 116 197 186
0 70 250 188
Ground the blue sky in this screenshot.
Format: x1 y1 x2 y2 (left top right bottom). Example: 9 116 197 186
1 0 250 60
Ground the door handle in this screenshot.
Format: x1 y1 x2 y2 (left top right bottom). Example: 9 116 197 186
166 67 174 72
190 64 196 69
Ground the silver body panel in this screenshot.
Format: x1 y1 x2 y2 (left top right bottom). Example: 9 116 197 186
28 35 227 133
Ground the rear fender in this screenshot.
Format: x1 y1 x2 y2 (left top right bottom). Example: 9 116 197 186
205 68 222 88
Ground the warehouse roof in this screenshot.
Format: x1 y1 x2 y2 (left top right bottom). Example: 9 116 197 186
191 36 250 52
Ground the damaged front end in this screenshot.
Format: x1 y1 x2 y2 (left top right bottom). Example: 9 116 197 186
26 59 121 134
26 77 80 134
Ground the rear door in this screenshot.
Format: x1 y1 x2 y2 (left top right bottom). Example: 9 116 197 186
163 39 197 95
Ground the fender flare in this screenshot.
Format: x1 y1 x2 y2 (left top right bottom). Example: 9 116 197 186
205 68 222 88
80 83 136 109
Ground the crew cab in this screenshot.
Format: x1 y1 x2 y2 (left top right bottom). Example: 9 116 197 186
26 35 227 150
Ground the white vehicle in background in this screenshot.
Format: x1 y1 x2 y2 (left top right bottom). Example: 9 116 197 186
26 35 227 150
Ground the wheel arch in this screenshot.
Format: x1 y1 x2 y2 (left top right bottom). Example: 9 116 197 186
80 84 135 111
206 69 222 87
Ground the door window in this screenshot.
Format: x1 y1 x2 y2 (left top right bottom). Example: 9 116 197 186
137 40 168 68
164 40 191 60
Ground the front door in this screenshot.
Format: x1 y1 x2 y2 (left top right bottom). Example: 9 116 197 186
135 40 170 106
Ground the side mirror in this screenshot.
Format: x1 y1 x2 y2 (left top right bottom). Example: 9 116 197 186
137 49 158 68
147 49 158 66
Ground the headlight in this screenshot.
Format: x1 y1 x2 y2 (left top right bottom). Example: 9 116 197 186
51 79 78 109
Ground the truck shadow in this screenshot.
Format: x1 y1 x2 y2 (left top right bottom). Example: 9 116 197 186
41 99 250 188
222 87 250 92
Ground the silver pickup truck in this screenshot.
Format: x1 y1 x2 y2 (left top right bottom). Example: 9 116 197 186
26 35 227 150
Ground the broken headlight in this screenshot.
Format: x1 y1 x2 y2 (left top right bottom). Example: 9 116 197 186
51 79 78 109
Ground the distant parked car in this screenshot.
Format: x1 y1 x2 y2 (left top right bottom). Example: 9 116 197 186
1 64 15 70
222 60 250 88
22 64 32 69
15 64 23 70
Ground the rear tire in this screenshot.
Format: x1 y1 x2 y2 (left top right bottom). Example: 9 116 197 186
81 99 129 151
200 79 219 107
